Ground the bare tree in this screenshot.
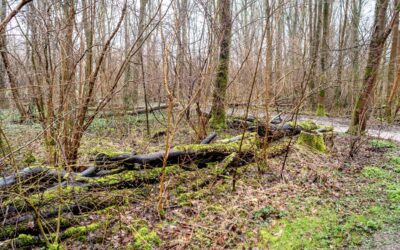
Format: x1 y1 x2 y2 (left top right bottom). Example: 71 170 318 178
348 0 399 135
210 0 232 129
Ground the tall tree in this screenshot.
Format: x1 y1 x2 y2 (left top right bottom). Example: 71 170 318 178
316 0 330 116
210 0 232 129
335 0 350 108
133 0 149 107
350 0 362 104
0 0 6 108
59 0 76 163
307 0 323 109
385 0 400 120
348 0 399 135
0 0 29 121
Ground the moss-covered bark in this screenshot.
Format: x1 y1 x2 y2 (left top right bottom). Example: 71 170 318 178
348 0 394 135
210 0 232 129
297 131 327 152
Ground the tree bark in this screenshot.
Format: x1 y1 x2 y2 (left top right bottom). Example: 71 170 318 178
0 0 6 108
335 0 350 108
0 39 29 122
316 0 330 116
348 0 398 135
385 0 400 120
210 0 232 129
308 0 323 109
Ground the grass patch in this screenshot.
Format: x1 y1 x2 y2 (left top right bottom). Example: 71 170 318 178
254 154 400 249
362 166 390 179
369 139 396 149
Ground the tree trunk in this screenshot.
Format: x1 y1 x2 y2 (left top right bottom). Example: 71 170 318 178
0 41 29 121
348 0 397 135
308 0 322 110
0 0 6 108
210 0 232 129
316 0 330 116
59 0 76 165
350 0 362 106
385 0 400 120
335 0 349 108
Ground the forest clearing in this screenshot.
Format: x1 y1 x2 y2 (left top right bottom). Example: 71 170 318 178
1 0 400 249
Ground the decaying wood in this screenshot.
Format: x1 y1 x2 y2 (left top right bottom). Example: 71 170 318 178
0 166 98 190
0 167 66 189
95 104 177 118
95 136 289 169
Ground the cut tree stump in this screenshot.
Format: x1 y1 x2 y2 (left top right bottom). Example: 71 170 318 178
297 131 327 152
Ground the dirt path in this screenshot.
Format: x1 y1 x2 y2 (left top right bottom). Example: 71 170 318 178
228 108 400 142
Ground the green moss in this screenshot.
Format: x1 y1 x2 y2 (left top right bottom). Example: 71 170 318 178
258 208 383 249
90 147 132 157
0 216 85 241
63 222 102 241
84 166 180 186
15 233 37 247
4 186 84 210
316 104 326 117
209 115 227 130
288 119 318 131
174 139 256 153
177 188 210 207
47 243 66 250
258 209 341 249
129 227 161 250
297 131 326 152
23 151 36 165
369 139 397 149
216 132 257 143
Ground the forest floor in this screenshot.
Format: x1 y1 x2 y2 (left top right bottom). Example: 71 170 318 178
1 109 400 249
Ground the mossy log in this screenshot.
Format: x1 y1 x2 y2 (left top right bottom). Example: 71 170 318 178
0 216 106 249
0 214 84 242
0 188 139 237
0 165 100 191
95 136 289 169
0 233 41 249
256 124 301 139
95 138 257 168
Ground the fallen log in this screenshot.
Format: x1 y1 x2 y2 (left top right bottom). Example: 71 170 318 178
96 103 178 118
0 165 99 190
96 131 219 167
0 138 290 245
0 167 67 189
256 123 301 139
79 166 98 177
95 136 289 169
0 187 140 231
200 132 217 144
